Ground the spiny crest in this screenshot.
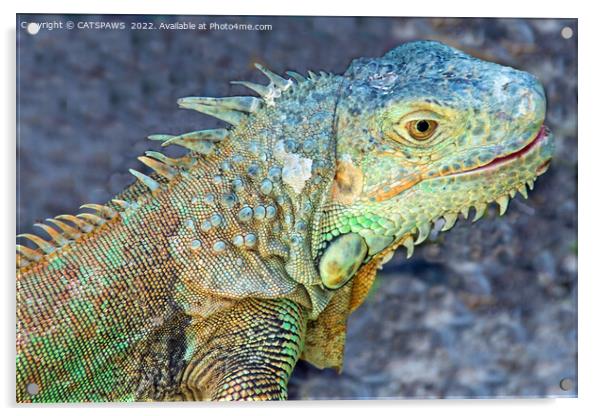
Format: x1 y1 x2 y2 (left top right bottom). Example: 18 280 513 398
131 62 308 194
148 129 228 154
176 96 258 125
16 63 311 270
230 63 293 107
16 205 118 270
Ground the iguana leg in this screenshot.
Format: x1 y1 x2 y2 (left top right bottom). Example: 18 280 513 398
180 298 307 401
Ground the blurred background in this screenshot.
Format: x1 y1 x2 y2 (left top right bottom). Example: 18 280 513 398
16 15 577 399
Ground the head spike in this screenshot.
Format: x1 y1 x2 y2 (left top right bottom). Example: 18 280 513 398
460 206 470 219
16 244 42 262
17 234 55 254
286 71 306 83
472 203 487 222
496 195 510 216
232 81 282 106
527 179 535 190
415 222 432 245
144 151 182 168
254 63 292 90
55 215 94 232
80 203 117 219
138 156 176 180
162 129 228 144
308 70 318 80
177 98 245 126
161 129 228 154
47 218 82 239
16 254 30 269
76 213 106 226
402 237 415 259
147 134 175 142
129 169 160 193
167 139 214 155
441 212 458 232
178 96 261 113
111 199 131 211
518 183 529 199
230 81 271 97
380 250 395 268
33 223 68 246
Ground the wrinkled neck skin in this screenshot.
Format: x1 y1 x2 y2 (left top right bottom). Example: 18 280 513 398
226 74 346 317
316 104 417 264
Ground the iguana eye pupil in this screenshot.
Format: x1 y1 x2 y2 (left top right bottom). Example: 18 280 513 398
406 119 438 140
416 120 430 132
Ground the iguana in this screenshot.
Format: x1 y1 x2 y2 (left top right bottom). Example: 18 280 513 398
16 41 554 402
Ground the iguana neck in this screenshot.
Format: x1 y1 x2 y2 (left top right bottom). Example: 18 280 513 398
221 73 346 316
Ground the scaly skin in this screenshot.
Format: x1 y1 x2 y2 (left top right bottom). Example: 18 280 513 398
16 41 554 402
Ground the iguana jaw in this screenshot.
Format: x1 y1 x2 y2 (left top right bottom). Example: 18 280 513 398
317 121 554 267
376 123 554 260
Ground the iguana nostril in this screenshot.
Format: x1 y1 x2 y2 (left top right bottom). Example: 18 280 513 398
517 91 536 115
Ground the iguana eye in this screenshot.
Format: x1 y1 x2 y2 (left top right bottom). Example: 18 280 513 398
406 119 438 140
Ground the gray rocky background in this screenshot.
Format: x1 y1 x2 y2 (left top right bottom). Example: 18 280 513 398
16 15 577 399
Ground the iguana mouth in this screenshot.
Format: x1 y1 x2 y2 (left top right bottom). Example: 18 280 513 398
454 125 551 176
370 125 551 202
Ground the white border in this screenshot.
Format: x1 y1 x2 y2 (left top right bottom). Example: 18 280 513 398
2 1 597 415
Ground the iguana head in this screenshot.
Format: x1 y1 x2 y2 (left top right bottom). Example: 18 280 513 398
317 41 554 289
